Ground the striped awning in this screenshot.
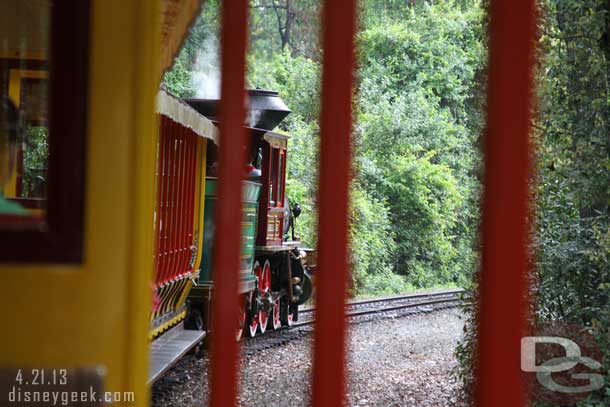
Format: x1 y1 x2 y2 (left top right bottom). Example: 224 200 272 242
156 89 218 144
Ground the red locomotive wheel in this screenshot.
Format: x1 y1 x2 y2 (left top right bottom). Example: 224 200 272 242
257 261 271 334
280 297 295 327
286 307 294 326
268 298 281 330
249 262 262 337
236 294 248 341
248 310 259 337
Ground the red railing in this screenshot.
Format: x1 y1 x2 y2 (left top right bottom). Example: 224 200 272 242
154 116 198 287
208 0 249 405
311 0 357 405
477 1 536 406
207 0 537 406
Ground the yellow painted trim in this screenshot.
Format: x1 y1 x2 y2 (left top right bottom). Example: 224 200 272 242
175 278 195 315
149 272 196 337
8 69 48 107
2 163 17 197
192 142 202 237
154 284 172 319
193 138 208 270
160 279 183 315
151 309 187 338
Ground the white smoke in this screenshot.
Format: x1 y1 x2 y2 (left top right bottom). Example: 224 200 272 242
191 36 220 99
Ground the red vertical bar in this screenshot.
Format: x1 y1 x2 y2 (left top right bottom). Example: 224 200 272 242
208 0 249 406
170 127 184 282
183 131 197 276
176 128 187 280
167 128 183 282
178 129 187 279
181 131 191 278
162 126 176 284
312 0 357 406
164 126 178 284
162 123 174 284
172 128 183 281
182 130 193 276
179 129 189 277
477 1 537 406
188 132 198 270
158 119 172 285
161 126 173 285
154 117 167 286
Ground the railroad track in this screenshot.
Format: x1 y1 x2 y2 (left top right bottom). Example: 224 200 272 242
240 288 464 355
292 288 464 328
152 288 465 377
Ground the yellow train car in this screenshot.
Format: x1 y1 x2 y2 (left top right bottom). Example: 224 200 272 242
0 0 203 404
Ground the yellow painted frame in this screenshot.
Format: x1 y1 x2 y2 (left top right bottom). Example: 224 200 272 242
0 1 161 405
8 69 49 107
192 138 208 278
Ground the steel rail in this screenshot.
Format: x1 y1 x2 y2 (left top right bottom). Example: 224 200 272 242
293 292 463 328
299 288 464 315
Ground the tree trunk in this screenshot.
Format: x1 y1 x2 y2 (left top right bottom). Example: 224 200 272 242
282 0 294 51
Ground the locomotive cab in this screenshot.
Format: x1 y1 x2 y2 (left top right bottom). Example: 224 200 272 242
251 129 290 248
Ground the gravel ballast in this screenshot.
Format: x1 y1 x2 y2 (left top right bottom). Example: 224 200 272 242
152 307 466 406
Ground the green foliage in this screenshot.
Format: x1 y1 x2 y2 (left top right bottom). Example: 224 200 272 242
349 184 397 292
21 126 48 197
163 50 196 98
162 0 220 97
533 1 610 405
456 0 610 404
249 51 320 124
377 153 464 286
163 0 486 296
353 2 485 293
358 3 484 121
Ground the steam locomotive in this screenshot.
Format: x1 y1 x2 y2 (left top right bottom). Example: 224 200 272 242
150 89 314 350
